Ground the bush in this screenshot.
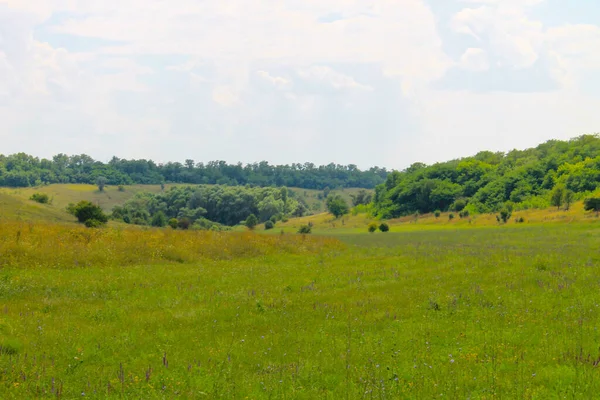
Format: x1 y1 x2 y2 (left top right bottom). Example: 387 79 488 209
379 223 390 232
245 214 258 230
434 210 441 218
498 208 512 223
265 220 274 230
326 195 349 218
368 222 378 233
459 210 470 219
298 225 312 234
177 218 191 230
516 217 525 223
30 193 49 204
151 211 167 227
118 185 125 192
168 218 178 229
449 213 455 220
584 197 600 215
451 199 467 212
84 219 104 228
70 201 109 227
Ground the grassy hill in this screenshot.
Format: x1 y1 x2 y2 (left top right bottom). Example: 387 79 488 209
0 184 369 221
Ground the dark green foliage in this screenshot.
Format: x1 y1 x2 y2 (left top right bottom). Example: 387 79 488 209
0 153 386 189
563 190 575 211
516 217 525 223
177 218 191 230
245 214 258 230
30 193 49 204
151 211 167 227
84 219 104 228
96 176 107 192
584 198 600 214
550 185 565 210
374 135 600 217
498 206 513 223
168 218 178 229
70 201 108 226
378 223 390 232
449 213 455 220
351 190 373 206
368 222 378 233
450 198 467 212
434 210 441 218
297 225 312 234
264 220 274 230
459 210 470 219
326 195 349 218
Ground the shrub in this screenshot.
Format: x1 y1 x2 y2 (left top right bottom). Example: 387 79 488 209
84 219 104 228
449 213 455 220
326 195 349 218
516 217 525 223
368 222 378 233
459 210 470 219
451 199 467 212
30 193 49 204
379 223 390 232
151 211 167 227
168 218 178 229
298 225 312 234
245 214 258 230
498 208 512 223
178 218 191 230
584 197 600 215
70 201 109 227
434 210 441 218
118 185 125 192
265 220 274 230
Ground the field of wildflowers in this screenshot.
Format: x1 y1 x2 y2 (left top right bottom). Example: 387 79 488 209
1 220 600 398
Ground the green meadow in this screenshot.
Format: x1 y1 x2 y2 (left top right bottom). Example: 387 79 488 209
2 216 600 398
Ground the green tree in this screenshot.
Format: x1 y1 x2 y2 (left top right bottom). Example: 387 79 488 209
245 214 258 230
584 197 600 216
550 185 565 210
168 218 178 229
563 190 575 211
71 201 109 226
368 222 378 233
434 210 441 218
264 220 274 230
379 223 390 232
298 225 312 234
30 193 49 204
151 211 167 227
326 195 349 218
96 176 107 192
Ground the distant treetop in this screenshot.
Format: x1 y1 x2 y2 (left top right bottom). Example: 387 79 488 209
0 153 387 190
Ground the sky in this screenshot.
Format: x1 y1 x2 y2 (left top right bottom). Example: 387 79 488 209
1 0 599 170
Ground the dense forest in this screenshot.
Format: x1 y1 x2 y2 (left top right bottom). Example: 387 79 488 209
374 134 600 217
111 185 305 229
0 154 387 190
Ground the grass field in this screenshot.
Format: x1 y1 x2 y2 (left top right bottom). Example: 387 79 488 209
2 215 600 398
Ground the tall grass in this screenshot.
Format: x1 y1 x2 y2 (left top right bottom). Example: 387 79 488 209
0 221 342 269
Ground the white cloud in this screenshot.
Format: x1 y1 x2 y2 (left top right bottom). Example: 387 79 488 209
460 48 490 71
0 0 599 168
257 70 290 88
298 66 372 91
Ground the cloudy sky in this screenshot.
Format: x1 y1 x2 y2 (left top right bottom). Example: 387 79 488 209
1 0 599 169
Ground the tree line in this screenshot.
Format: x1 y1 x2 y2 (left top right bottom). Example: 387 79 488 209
111 185 307 229
0 153 387 190
373 134 600 218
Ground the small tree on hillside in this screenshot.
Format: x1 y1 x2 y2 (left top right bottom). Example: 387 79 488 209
326 195 349 218
96 176 107 192
563 190 575 210
584 197 600 216
550 185 565 210
368 222 378 233
70 201 108 227
245 214 258 230
379 223 390 232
